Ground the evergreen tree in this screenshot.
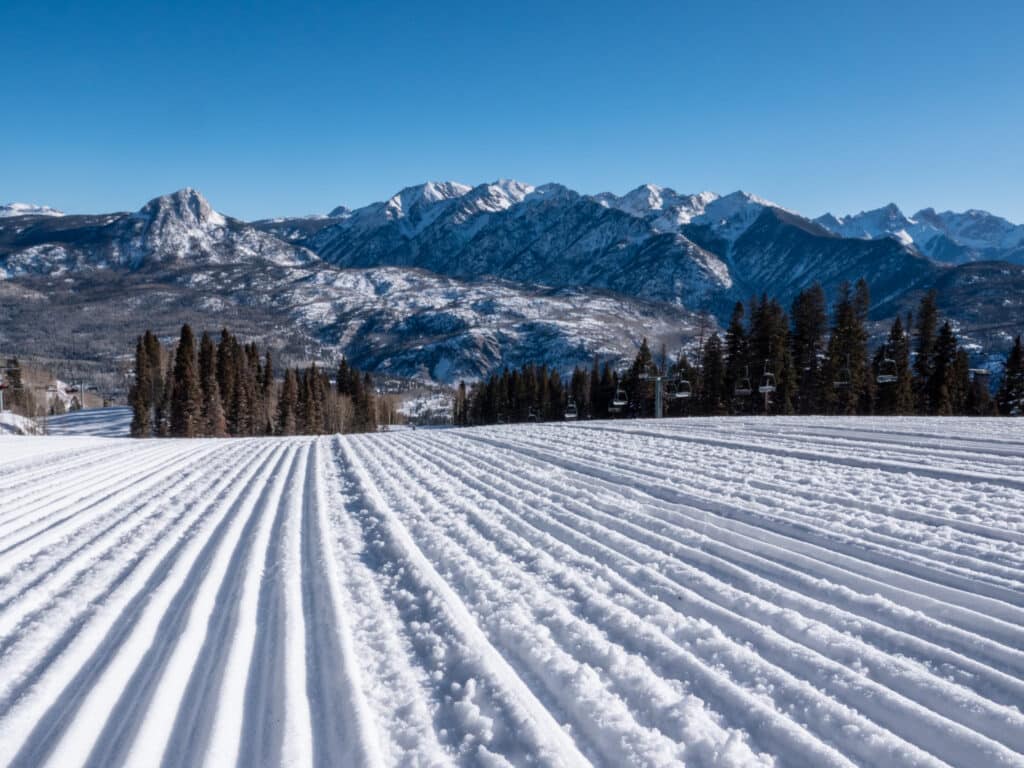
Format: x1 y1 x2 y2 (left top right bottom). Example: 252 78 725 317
931 321 959 415
599 363 616 418
216 329 238 431
277 368 299 435
129 335 152 437
873 316 913 415
790 283 827 414
700 333 725 415
198 331 226 437
996 336 1024 415
261 350 275 434
748 295 795 414
723 302 747 413
155 358 174 437
169 324 202 437
143 330 164 410
626 338 655 417
589 355 601 418
913 291 939 414
951 348 971 416
824 281 871 415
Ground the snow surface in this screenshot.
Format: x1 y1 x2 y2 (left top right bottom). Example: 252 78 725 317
45 407 132 437
0 415 1022 766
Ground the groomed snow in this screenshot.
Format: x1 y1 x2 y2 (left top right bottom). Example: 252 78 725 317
0 416 1022 766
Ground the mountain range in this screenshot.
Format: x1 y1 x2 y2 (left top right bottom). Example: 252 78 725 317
1 183 1022 384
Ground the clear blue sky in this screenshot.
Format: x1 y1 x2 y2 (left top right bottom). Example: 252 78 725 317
2 0 1021 221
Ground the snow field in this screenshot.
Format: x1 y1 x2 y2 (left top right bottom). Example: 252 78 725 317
0 415 1021 766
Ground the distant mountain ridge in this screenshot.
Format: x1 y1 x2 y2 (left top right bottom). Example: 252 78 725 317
1 182 1022 382
814 202 1024 265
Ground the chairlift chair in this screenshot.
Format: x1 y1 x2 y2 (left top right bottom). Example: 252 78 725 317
758 360 776 394
735 366 753 397
675 378 692 399
877 348 898 384
609 387 628 414
564 399 578 420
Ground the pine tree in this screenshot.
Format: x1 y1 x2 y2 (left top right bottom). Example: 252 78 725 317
216 329 237 432
996 336 1024 416
723 302 747 413
169 324 202 437
874 316 913 414
700 333 725 415
143 330 163 410
913 291 939 414
748 295 794 414
129 335 152 437
824 282 870 415
261 350 275 434
155 358 174 437
931 321 959 415
951 348 971 416
198 332 226 437
277 368 299 435
790 283 827 414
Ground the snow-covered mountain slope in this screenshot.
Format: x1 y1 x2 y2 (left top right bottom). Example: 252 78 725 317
0 203 65 218
0 188 311 276
2 417 1023 766
304 181 733 310
3 183 1023 382
1 256 703 383
815 203 1024 265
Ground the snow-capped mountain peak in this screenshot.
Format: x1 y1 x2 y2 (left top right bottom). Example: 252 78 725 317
136 188 227 230
384 181 472 218
0 202 65 218
816 202 1024 263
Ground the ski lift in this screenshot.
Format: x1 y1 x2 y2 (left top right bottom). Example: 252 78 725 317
674 378 692 399
758 360 776 394
877 347 898 384
564 399 579 420
609 387 628 414
735 366 753 397
833 355 851 389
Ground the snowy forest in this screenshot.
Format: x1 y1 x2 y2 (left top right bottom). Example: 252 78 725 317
456 281 1024 425
128 326 383 437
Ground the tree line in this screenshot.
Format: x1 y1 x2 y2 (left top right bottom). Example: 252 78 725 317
129 325 381 437
459 281 1024 423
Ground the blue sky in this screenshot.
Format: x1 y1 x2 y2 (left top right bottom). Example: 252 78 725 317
2 1 1021 221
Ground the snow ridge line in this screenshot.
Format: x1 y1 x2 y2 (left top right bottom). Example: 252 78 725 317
383 434 948 765
89 441 291 767
513 428 1024 588
543 424 1024 558
432 431 1024 693
354 435 699 766
0 439 280 766
463 432 1024 640
156 442 294 768
302 438 383 768
398 434 1024 761
236 443 310 768
582 424 1024 491
0 441 218 559
338 436 592 768
204 443 301 767
0 440 267 650
322 437 450 764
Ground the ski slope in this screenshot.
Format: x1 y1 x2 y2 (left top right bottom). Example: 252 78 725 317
0 416 1022 767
